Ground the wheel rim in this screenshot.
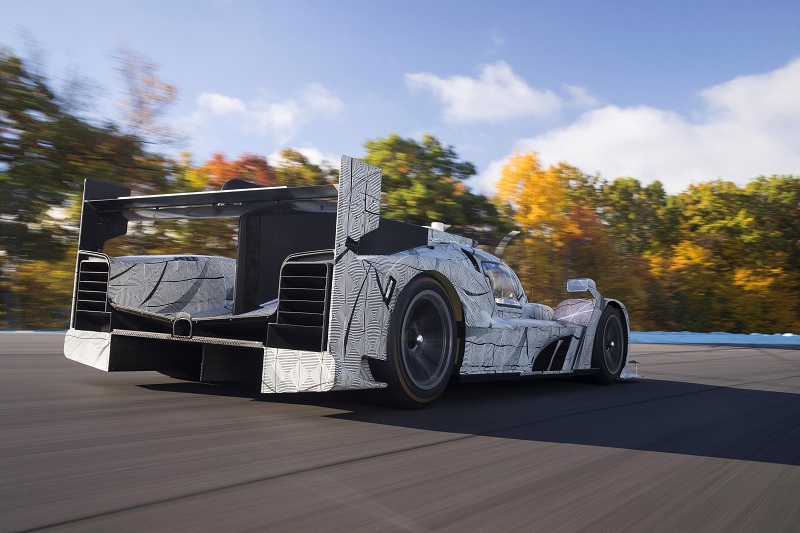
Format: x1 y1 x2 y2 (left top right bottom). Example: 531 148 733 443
602 314 624 375
400 290 453 391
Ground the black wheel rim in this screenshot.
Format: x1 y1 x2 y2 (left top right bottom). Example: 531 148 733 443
400 290 453 391
603 314 624 375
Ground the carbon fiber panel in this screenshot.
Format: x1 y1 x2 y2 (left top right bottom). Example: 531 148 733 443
112 329 264 348
108 335 201 373
200 344 263 382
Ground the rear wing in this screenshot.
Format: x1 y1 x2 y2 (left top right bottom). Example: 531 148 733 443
77 155 475 252
77 180 339 252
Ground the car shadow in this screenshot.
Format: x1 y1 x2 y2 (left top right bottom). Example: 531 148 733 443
139 376 800 467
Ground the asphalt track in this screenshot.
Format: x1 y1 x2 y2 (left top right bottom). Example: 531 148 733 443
1 333 798 532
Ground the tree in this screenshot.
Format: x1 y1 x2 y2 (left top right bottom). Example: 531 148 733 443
640 178 800 333
744 175 800 273
0 51 174 328
597 177 673 256
495 153 580 242
272 148 337 186
196 152 277 189
494 153 587 304
116 45 179 145
363 134 512 245
1 52 174 262
1 50 63 262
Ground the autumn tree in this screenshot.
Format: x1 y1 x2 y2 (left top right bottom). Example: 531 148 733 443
105 148 339 267
653 178 800 333
103 152 259 260
116 45 179 145
192 152 277 189
494 152 601 304
496 153 582 239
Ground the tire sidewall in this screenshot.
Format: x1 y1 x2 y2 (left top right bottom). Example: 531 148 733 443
592 306 626 384
385 275 457 406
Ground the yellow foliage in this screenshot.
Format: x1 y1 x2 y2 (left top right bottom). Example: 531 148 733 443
733 268 782 293
495 152 578 245
669 241 713 271
12 254 77 329
730 267 799 332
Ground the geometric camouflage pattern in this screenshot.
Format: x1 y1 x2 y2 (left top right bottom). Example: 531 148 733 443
328 243 623 381
325 156 385 391
553 299 595 326
261 346 338 393
108 255 236 318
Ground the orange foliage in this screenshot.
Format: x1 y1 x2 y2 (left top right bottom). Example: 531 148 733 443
495 152 579 245
200 152 277 188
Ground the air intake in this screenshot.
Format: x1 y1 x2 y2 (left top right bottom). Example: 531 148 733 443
267 253 333 352
74 254 111 331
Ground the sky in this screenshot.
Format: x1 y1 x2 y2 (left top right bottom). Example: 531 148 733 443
2 0 800 194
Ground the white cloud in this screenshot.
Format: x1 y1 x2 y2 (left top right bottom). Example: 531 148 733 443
473 158 507 195
196 93 246 115
183 84 343 144
300 83 345 115
476 58 800 194
405 61 564 123
562 84 600 109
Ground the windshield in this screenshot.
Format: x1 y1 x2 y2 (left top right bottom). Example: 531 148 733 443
483 262 524 306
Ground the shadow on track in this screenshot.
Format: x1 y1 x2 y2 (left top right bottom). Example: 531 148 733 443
140 377 800 467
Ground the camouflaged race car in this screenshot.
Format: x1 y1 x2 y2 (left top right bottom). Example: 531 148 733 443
65 156 633 407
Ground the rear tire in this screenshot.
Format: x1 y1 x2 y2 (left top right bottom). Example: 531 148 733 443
591 306 626 384
369 275 456 408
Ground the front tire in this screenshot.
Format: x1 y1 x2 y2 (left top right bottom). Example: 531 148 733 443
369 275 456 408
591 306 626 384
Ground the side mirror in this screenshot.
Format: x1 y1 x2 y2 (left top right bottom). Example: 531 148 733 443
567 278 601 303
567 278 595 293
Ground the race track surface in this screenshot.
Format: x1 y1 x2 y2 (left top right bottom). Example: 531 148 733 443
1 333 799 532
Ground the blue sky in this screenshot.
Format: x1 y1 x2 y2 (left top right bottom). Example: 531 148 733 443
2 0 800 193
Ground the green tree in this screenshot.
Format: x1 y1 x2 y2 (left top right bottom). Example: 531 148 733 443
744 175 800 274
597 177 674 256
363 134 512 245
1 50 66 263
272 148 337 186
644 178 800 333
0 51 173 328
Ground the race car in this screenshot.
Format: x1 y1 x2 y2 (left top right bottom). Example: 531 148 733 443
65 156 632 407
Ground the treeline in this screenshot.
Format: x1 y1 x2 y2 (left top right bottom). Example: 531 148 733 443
1 51 797 332
495 153 799 333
